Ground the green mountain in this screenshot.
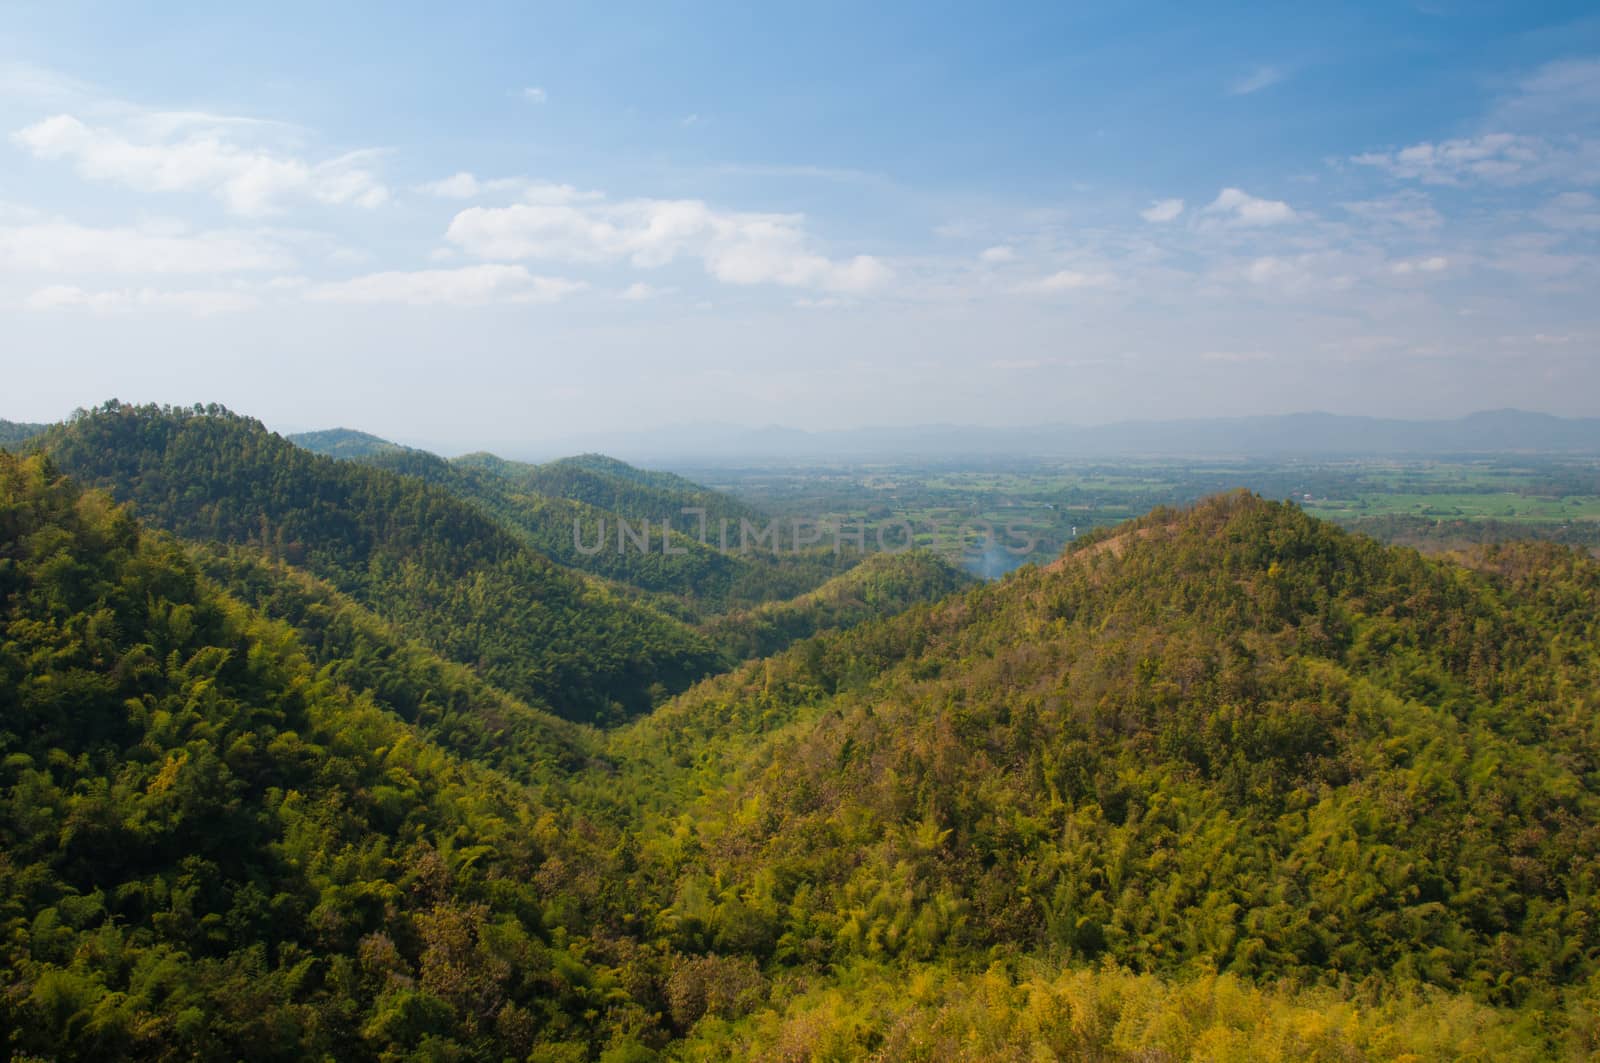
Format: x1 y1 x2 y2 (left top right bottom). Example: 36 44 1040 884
286 427 410 459
7 431 1600 1058
472 452 760 529
365 449 853 617
186 543 597 788
0 452 658 1060
0 419 48 447
37 402 720 724
598 491 1600 1054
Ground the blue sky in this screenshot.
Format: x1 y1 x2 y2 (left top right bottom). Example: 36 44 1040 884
3 1 1599 452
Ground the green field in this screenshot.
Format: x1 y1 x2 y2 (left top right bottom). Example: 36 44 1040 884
1304 490 1600 522
678 456 1600 568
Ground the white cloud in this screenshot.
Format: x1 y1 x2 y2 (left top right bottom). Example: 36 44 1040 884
417 172 482 199
1230 253 1355 295
25 285 257 315
1351 133 1548 185
1028 270 1114 292
1389 256 1450 276
619 282 669 300
1351 60 1600 189
978 245 1016 263
1244 257 1296 285
1140 198 1185 223
12 112 389 215
1536 191 1600 232
445 195 892 293
1200 350 1271 363
1339 192 1442 231
0 221 291 273
1205 187 1296 226
306 264 585 306
522 87 547 104
413 174 598 204
1227 66 1285 96
497 180 603 204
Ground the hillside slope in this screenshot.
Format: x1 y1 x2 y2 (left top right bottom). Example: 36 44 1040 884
6 460 1599 1058
601 492 1600 1049
367 449 853 616
37 402 720 723
696 549 976 661
0 452 661 1060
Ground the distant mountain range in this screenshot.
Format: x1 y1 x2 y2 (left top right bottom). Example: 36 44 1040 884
13 409 1600 463
520 409 1600 462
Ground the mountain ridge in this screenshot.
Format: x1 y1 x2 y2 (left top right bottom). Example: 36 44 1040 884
31 401 723 723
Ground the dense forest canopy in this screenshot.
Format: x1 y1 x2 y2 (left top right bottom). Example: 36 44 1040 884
0 452 654 1059
4 410 1600 1059
356 447 854 619
31 402 725 725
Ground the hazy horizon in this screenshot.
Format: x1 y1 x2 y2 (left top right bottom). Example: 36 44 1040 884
15 402 1600 463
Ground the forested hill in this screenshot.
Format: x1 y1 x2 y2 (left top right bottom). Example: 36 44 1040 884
601 490 1600 1054
695 548 976 661
463 452 760 530
285 427 410 459
0 451 668 1059
6 451 1600 1056
359 448 852 616
32 402 721 724
0 419 47 446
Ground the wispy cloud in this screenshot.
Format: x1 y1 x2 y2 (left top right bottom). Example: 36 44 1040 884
1536 191 1600 232
12 112 388 215
0 220 292 273
1389 255 1450 276
1140 198 1184 223
1027 269 1115 292
415 174 601 203
619 282 671 300
415 172 481 199
1227 65 1286 96
306 264 584 306
1485 57 1600 133
1351 133 1549 185
1352 59 1600 188
1339 192 1442 231
521 86 547 104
